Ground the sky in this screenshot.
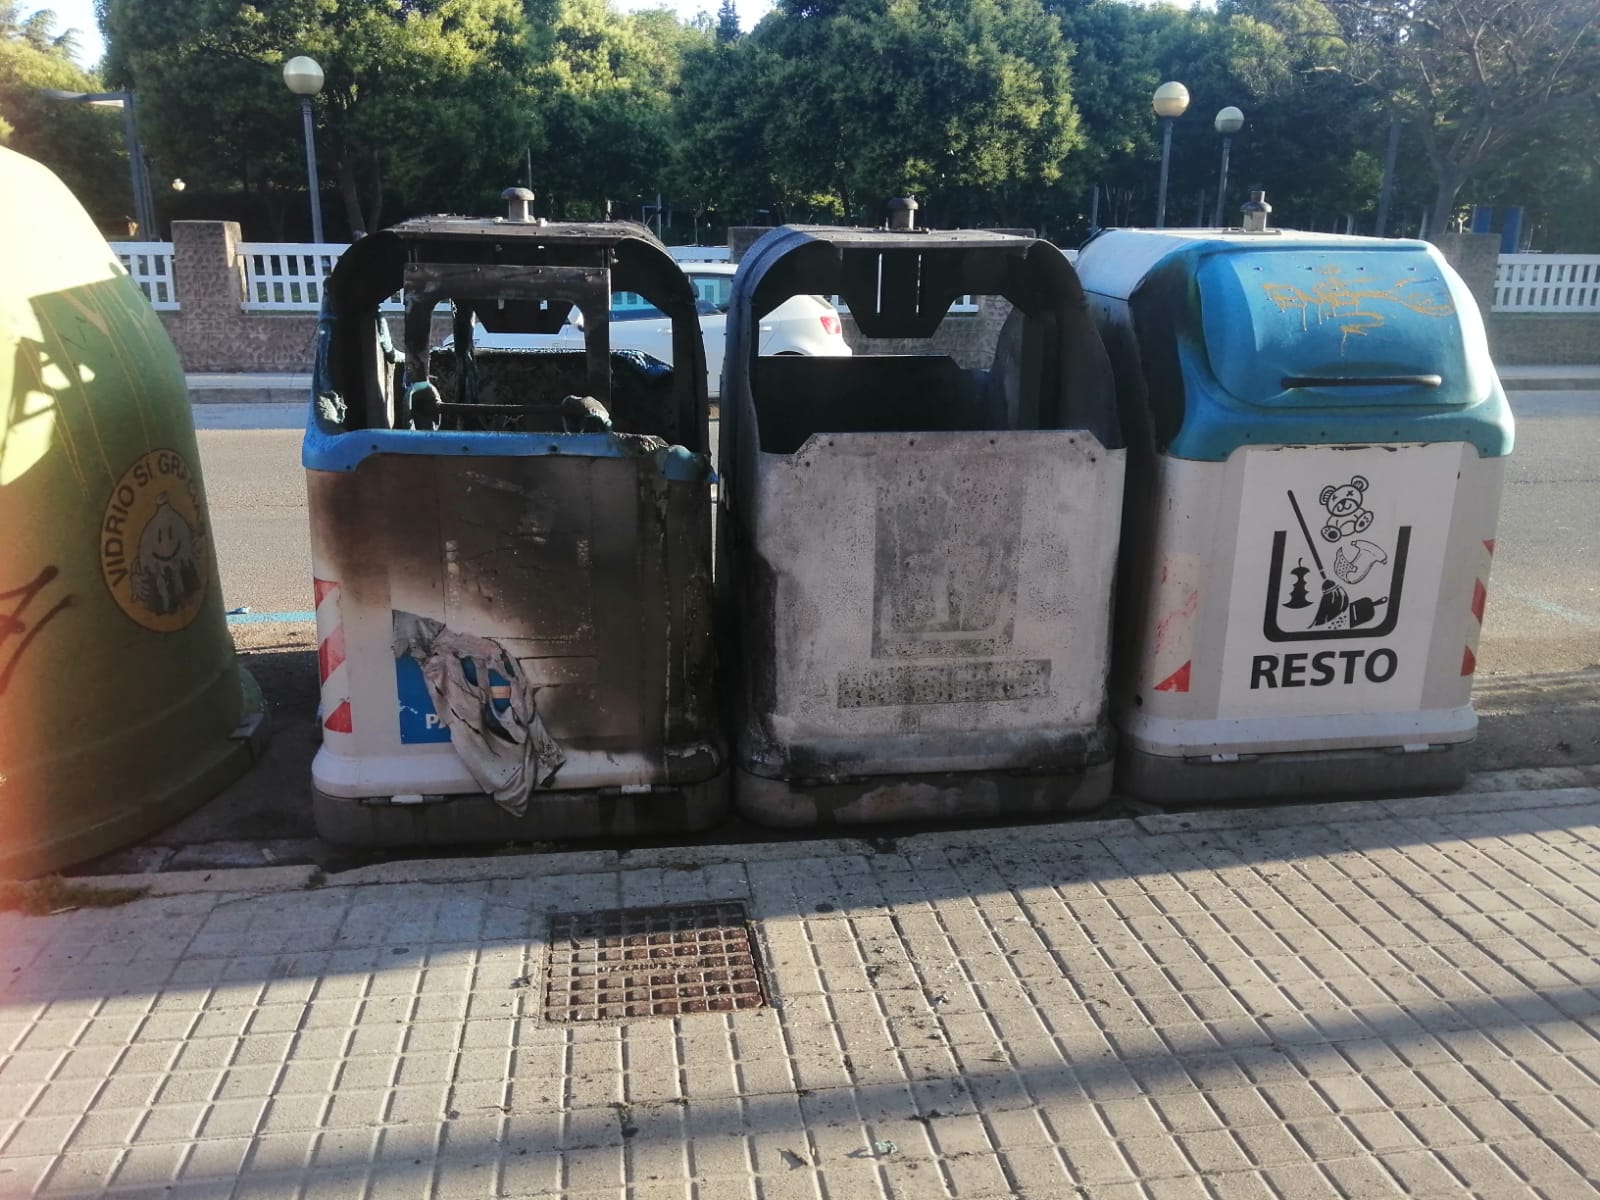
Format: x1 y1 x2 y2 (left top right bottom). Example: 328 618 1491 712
39 0 103 67
43 0 778 71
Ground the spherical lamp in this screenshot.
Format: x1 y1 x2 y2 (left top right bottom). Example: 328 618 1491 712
1153 82 1191 119
282 56 325 97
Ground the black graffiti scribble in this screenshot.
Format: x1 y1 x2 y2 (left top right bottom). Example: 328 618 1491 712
0 566 73 698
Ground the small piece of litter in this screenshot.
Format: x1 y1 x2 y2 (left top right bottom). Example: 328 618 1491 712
226 606 251 615
872 1140 897 1156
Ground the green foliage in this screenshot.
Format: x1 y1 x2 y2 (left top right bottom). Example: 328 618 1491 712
1315 0 1600 236
1472 115 1600 251
0 5 127 226
103 0 534 237
1051 0 1380 236
686 0 1082 225
530 0 709 217
82 0 1596 248
667 38 769 222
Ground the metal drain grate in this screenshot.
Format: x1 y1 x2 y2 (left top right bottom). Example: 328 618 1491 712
543 901 767 1022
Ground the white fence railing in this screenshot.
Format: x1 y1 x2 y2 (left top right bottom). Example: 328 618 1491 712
114 242 178 310
239 242 344 312
1493 254 1600 313
125 240 1600 319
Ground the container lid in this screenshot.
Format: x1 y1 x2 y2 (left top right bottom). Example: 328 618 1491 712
1198 247 1465 409
1074 230 1512 460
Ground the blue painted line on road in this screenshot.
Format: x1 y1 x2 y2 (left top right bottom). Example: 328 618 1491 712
227 610 316 625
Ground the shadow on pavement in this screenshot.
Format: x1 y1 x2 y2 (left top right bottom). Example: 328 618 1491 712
70 628 323 875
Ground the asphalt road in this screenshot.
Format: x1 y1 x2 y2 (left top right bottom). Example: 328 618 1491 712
194 392 1600 677
194 406 314 616
1477 391 1600 676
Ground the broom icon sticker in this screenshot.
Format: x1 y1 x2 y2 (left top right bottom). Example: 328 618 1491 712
1286 491 1388 630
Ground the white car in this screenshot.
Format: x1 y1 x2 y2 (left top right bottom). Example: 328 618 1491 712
469 262 851 398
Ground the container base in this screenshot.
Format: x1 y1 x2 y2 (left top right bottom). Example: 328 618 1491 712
1118 741 1470 805
312 773 730 848
734 760 1113 829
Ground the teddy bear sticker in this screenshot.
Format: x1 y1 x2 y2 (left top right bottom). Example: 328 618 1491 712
1265 474 1405 639
1318 475 1374 541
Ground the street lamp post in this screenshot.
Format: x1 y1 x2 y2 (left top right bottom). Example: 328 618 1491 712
1375 116 1402 237
282 56 326 243
1213 106 1244 227
1152 81 1189 229
41 89 156 235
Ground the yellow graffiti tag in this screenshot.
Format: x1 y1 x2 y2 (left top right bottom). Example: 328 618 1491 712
1263 264 1454 348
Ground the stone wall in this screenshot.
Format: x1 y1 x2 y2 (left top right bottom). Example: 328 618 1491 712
158 221 448 373
160 222 320 372
1431 231 1502 315
728 226 776 263
159 220 1018 375
1433 232 1599 366
1488 314 1600 365
156 221 1597 374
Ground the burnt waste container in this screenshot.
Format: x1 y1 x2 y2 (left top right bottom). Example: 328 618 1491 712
1076 222 1513 802
718 215 1125 826
305 198 726 845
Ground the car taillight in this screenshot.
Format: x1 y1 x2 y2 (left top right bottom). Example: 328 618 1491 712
820 314 842 337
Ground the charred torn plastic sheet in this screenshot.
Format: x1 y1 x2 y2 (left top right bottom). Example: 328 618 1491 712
393 611 564 814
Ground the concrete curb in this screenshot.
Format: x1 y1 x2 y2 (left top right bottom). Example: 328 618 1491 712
1501 377 1600 392
1133 786 1599 835
75 863 320 897
190 388 306 405
187 373 310 406
61 767 1599 903
1498 366 1600 392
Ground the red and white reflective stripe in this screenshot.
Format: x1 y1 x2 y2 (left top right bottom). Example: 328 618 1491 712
1461 538 1494 676
314 577 353 735
1147 554 1201 696
1154 661 1191 693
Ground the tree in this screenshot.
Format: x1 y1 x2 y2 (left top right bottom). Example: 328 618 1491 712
1047 0 1381 236
1469 109 1600 250
669 31 791 226
528 0 709 218
0 5 126 226
733 0 1083 223
1318 0 1600 237
101 0 534 238
715 0 739 42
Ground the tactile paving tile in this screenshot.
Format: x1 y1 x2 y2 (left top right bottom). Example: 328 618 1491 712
543 901 766 1022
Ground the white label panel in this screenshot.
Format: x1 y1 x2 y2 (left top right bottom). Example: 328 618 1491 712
1217 444 1460 718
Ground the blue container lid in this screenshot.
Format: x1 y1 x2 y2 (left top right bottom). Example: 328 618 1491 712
1075 230 1513 461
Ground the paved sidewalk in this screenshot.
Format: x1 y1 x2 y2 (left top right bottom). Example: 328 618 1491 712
4 776 1600 1199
